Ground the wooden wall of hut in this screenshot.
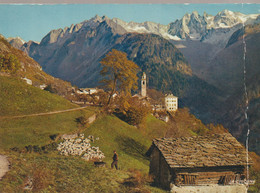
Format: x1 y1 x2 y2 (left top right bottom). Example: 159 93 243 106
172 165 246 185
149 147 160 184
149 147 172 190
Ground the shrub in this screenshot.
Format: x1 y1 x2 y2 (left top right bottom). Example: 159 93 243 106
49 134 59 141
76 116 89 126
32 166 55 192
0 53 21 74
115 96 151 126
122 169 153 193
44 84 56 93
41 142 58 152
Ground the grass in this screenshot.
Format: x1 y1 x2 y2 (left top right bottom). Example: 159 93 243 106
0 114 167 192
0 152 166 193
144 114 168 139
0 152 121 192
0 108 96 150
0 76 76 116
83 115 152 172
0 75 166 192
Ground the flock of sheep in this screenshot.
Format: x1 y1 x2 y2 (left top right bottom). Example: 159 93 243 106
57 133 105 161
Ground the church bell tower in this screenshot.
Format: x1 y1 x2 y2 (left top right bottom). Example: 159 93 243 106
141 72 147 97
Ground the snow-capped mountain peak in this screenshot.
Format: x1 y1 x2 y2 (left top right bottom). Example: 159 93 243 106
7 36 25 44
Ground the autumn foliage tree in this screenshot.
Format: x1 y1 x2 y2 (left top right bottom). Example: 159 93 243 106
100 49 139 105
115 96 151 126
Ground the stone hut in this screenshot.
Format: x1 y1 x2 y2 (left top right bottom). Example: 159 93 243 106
147 133 252 190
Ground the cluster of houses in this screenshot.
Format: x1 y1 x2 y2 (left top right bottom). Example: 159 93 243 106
76 87 103 95
138 72 179 112
75 72 178 115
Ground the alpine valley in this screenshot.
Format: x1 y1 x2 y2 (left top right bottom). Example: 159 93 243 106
8 10 260 154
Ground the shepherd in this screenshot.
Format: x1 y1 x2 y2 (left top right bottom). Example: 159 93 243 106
111 150 118 170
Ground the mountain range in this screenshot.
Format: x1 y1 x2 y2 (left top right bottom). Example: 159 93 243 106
7 10 260 154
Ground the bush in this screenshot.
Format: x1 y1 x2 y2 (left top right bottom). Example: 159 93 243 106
122 169 153 193
0 53 21 73
41 142 58 152
32 166 55 192
49 134 59 141
115 96 151 126
44 84 56 93
76 116 89 127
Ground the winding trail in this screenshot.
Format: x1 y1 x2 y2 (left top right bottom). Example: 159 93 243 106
0 155 9 180
0 106 89 120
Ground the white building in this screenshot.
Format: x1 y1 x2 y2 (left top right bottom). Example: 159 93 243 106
76 88 101 95
165 94 178 112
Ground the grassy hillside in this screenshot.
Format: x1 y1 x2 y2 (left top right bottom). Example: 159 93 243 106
83 115 152 171
0 69 166 192
0 76 76 116
0 114 166 192
0 109 96 150
144 114 168 139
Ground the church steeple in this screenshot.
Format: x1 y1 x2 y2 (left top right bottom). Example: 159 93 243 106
141 72 146 97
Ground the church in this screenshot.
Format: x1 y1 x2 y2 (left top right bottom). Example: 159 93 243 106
140 72 178 112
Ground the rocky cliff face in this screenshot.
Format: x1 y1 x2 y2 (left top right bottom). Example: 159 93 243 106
168 10 259 41
6 37 25 50
23 17 127 87
112 10 259 45
217 24 260 154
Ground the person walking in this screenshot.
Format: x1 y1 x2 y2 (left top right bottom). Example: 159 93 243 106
111 150 118 170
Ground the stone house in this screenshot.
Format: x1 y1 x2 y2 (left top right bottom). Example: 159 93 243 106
76 88 103 95
165 94 178 111
147 133 252 191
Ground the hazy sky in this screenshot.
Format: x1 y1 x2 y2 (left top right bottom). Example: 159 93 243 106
0 4 259 42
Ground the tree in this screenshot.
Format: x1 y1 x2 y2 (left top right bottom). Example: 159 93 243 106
100 49 139 105
114 96 151 126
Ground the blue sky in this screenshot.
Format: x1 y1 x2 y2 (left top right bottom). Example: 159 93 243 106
0 4 259 42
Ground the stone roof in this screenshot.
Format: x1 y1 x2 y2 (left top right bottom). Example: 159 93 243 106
152 133 252 168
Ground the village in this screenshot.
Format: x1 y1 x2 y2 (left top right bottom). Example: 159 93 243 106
67 72 178 123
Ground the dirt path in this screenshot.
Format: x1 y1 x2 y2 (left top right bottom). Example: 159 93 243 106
0 155 9 180
0 106 89 120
